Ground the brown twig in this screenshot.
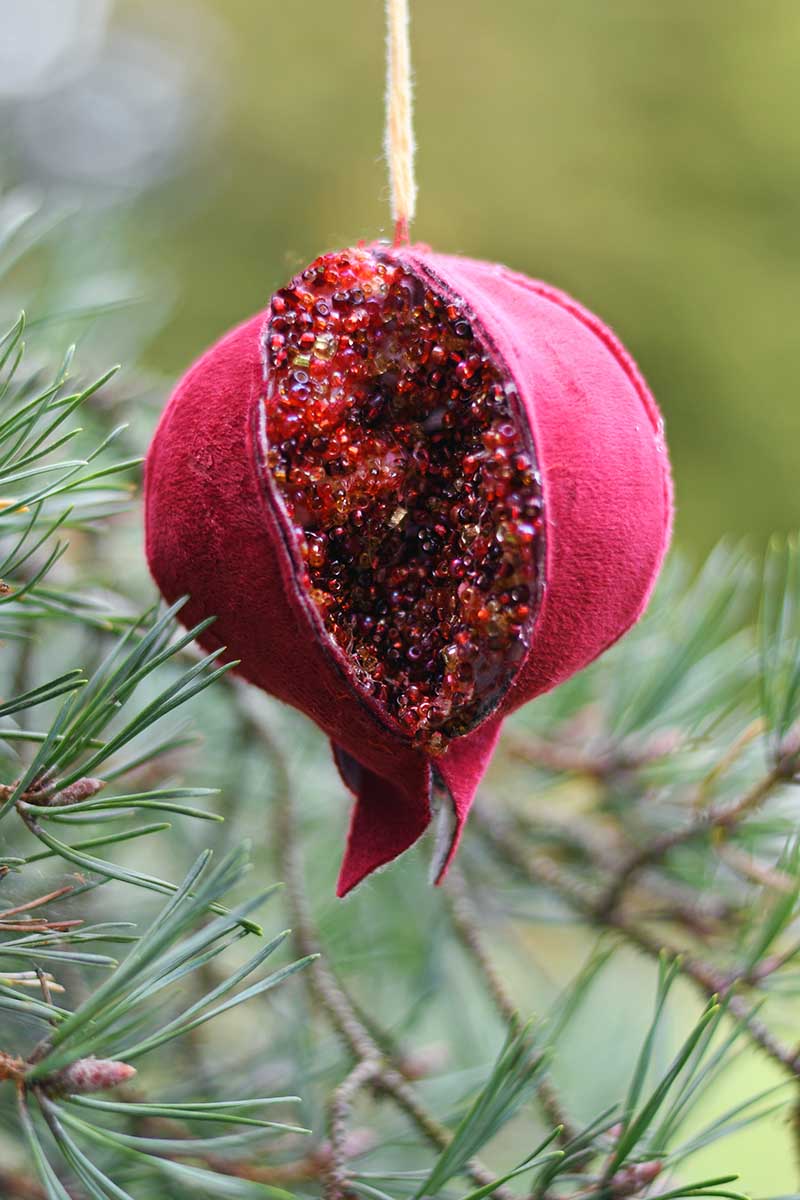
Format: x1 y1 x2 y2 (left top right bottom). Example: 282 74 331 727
597 744 799 918
489 802 733 933
186 1146 343 1185
0 884 83 935
0 1167 47 1200
0 1051 27 1085
715 842 798 894
504 728 680 780
0 886 76 920
324 1058 380 1199
473 803 800 1079
0 919 82 933
445 864 520 1028
445 864 578 1145
34 967 53 1012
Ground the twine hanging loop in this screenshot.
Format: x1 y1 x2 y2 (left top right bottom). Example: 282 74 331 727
385 0 417 246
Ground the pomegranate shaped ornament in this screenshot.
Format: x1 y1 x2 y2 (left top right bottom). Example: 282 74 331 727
145 1 672 895
145 244 673 894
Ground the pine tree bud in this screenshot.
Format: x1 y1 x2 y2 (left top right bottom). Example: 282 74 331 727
49 1056 136 1095
611 1160 663 1196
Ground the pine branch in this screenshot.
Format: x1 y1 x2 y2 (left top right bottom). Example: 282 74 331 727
473 803 800 1080
504 726 681 781
325 1060 381 1200
1 847 313 1198
444 864 579 1146
238 685 518 1200
598 736 800 917
2 191 795 1195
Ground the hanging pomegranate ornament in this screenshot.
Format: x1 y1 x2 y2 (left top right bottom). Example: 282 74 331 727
144 2 673 896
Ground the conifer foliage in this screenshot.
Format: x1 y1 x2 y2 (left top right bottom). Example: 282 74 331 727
1 201 799 1199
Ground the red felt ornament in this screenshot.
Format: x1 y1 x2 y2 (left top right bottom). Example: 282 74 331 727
144 3 672 895
145 243 672 894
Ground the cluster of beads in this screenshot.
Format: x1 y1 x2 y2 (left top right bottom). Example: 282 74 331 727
262 248 544 750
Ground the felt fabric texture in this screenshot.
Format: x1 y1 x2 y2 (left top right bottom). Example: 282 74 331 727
144 245 673 896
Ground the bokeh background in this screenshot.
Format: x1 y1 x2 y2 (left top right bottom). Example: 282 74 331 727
2 0 799 554
2 1 800 1194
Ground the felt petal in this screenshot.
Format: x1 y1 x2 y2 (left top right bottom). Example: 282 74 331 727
333 713 503 895
431 713 504 882
333 743 431 896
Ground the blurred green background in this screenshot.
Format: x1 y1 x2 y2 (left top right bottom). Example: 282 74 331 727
3 0 796 552
2 2 800 1193
105 0 800 554
4 0 799 553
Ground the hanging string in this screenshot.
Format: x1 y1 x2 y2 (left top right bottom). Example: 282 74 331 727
384 0 417 247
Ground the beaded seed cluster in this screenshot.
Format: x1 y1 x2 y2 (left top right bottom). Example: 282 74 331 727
262 248 544 751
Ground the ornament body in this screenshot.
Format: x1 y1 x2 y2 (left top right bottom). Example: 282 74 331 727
145 245 673 894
